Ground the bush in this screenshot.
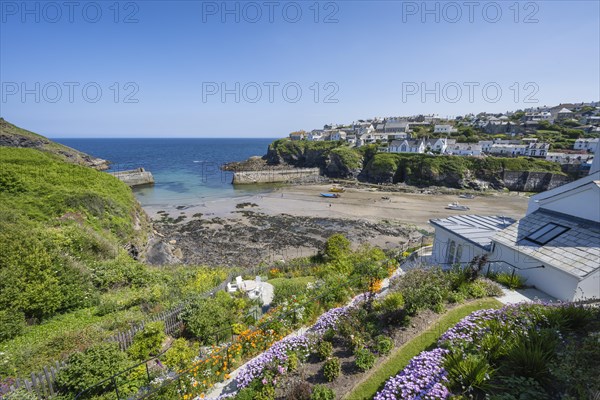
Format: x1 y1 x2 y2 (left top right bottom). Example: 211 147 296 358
2 388 38 400
322 328 335 342
395 267 450 314
163 338 199 371
354 348 376 372
0 309 26 342
255 385 275 400
323 357 341 382
317 341 333 360
180 295 234 344
376 335 393 356
475 278 503 297
55 343 131 396
287 352 299 372
311 384 335 400
445 352 494 394
235 388 257 400
494 272 526 290
323 234 351 263
128 321 166 361
376 292 404 314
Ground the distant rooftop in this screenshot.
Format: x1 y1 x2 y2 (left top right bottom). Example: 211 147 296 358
430 215 516 251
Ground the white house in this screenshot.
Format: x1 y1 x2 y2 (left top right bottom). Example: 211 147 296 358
445 143 482 156
488 144 528 156
524 142 550 157
490 171 600 301
430 215 516 266
329 130 347 141
425 138 455 153
478 140 494 153
388 139 425 154
574 138 600 152
308 130 324 141
434 124 457 134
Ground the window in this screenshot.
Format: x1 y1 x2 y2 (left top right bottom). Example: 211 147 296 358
524 223 570 245
455 245 463 263
447 241 456 264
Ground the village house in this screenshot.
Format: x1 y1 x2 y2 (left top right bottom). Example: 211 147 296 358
388 139 425 154
434 124 457 134
574 138 600 152
524 142 550 157
329 130 347 141
444 143 483 156
430 215 516 266
307 130 324 141
489 170 600 301
488 143 528 156
425 137 455 153
289 131 306 141
430 170 600 301
555 107 574 121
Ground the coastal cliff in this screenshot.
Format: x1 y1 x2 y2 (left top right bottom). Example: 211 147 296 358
252 139 569 192
0 118 110 170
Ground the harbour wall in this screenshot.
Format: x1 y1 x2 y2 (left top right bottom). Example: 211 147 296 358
109 168 155 187
232 168 322 184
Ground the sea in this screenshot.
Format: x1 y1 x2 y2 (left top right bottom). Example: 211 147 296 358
53 138 277 208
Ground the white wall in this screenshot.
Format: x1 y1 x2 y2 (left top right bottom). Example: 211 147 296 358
490 243 580 301
432 228 488 267
575 269 600 300
536 185 600 222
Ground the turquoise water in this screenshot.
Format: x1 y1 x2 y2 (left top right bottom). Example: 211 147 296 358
54 138 277 207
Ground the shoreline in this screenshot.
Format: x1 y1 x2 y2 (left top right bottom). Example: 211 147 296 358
144 183 530 230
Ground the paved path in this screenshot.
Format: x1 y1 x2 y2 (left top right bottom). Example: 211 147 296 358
496 287 556 304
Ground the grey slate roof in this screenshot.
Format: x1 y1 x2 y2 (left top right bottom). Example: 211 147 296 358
493 209 600 279
430 215 516 251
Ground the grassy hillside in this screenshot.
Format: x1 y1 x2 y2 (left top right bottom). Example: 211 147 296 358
0 146 225 378
0 118 108 169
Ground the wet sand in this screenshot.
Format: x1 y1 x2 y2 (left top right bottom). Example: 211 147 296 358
145 184 529 230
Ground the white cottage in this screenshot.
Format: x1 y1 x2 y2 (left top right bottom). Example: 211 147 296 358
489 171 600 301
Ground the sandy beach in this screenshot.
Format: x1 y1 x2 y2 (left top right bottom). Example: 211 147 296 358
146 184 529 231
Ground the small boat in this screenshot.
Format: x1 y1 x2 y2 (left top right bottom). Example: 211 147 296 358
446 202 470 211
459 194 475 199
320 193 340 198
329 187 345 193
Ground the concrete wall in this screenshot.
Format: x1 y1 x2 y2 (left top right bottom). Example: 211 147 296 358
576 269 600 300
109 168 155 187
490 242 580 301
538 185 600 222
232 168 321 184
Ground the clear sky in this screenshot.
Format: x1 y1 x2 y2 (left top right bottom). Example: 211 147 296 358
0 0 599 137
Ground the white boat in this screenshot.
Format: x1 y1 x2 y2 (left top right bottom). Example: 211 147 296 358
458 194 475 199
446 202 470 211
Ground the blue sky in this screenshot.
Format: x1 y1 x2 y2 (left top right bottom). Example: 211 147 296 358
0 0 599 138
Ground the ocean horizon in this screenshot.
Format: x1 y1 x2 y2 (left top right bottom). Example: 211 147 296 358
54 138 278 207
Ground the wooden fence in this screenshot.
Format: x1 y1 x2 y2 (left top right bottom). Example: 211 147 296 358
3 276 234 399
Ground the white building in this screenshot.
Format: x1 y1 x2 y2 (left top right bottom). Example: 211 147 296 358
388 139 425 154
430 215 516 266
329 130 347 141
574 138 600 152
425 138 455 153
445 143 482 156
488 144 528 156
308 130 324 141
490 171 600 301
434 124 457 134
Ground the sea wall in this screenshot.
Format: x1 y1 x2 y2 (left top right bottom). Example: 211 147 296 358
232 168 321 184
109 168 155 187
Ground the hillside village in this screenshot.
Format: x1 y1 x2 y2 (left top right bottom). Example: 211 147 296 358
289 101 600 176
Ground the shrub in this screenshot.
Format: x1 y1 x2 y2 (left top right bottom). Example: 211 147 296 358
235 388 257 400
323 357 341 382
375 292 404 314
322 328 335 342
317 341 333 360
128 321 166 361
503 329 558 385
544 304 593 332
395 267 450 314
495 272 526 289
311 384 335 400
287 352 299 372
376 335 393 356
55 343 131 396
445 352 494 394
2 388 38 400
447 291 466 304
491 376 547 400
323 234 351 262
163 338 199 371
180 295 233 344
354 348 376 372
255 385 275 400
0 309 26 342
475 278 503 297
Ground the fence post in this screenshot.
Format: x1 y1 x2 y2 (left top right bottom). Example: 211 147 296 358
112 377 121 400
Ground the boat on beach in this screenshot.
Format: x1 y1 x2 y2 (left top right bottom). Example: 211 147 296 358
320 193 340 198
329 187 345 193
458 194 475 199
446 202 470 211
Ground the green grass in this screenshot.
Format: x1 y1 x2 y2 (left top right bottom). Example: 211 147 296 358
344 298 502 400
267 276 315 288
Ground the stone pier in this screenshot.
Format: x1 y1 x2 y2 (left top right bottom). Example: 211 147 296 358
109 168 155 187
232 168 321 184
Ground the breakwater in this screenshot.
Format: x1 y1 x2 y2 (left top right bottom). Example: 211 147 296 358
109 167 155 187
232 167 321 184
